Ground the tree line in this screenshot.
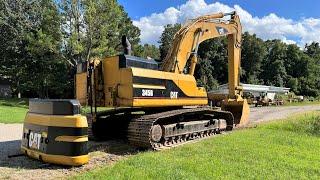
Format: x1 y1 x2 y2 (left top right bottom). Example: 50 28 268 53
0 0 319 98
0 0 149 98
159 24 320 97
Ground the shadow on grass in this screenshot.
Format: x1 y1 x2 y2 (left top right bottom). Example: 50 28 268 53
88 139 141 156
0 138 142 170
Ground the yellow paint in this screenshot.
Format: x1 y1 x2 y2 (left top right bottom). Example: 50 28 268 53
21 146 88 166
131 67 207 98
75 73 87 105
133 84 166 90
24 113 88 128
133 98 208 107
55 135 88 142
222 98 250 126
41 132 48 138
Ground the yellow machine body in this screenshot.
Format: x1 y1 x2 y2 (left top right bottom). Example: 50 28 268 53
76 11 249 126
104 57 208 107
78 56 208 107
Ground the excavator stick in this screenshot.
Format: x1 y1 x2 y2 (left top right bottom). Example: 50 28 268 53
222 98 250 126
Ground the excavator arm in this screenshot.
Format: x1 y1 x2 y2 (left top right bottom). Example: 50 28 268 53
161 12 249 125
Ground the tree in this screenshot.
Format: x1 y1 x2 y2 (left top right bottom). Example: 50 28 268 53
305 42 320 59
287 77 298 93
134 44 160 59
300 42 320 96
59 0 85 66
82 0 140 60
25 0 67 98
194 58 218 91
260 40 287 86
285 44 308 78
158 23 181 61
0 0 42 97
241 32 266 84
197 38 228 84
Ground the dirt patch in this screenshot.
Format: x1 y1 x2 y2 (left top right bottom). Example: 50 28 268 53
1 105 319 179
0 140 138 180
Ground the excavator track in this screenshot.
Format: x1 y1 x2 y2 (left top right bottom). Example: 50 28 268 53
127 107 234 150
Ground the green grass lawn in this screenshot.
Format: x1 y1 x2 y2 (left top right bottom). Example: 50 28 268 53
0 98 28 123
0 105 28 123
284 100 320 106
74 112 320 179
0 98 111 123
81 106 112 115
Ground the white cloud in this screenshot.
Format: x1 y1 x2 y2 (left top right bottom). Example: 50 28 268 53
132 0 320 47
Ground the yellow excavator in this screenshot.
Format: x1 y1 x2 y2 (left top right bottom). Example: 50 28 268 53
76 11 249 149
21 11 249 166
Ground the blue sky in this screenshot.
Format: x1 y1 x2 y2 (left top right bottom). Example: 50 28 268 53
118 0 320 46
119 0 320 21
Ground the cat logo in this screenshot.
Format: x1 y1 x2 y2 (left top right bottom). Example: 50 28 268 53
28 132 41 150
170 91 178 99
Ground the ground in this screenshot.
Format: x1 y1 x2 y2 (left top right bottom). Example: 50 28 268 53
0 98 28 123
0 105 319 179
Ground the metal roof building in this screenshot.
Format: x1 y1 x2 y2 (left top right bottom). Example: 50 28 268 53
209 83 290 95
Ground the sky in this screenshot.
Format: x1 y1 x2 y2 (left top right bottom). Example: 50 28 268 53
118 0 320 47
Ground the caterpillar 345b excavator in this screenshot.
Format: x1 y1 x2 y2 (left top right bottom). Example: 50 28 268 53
75 11 249 150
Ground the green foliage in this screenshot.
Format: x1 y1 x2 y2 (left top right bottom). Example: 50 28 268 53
134 44 160 59
82 0 140 60
0 0 141 98
158 23 181 60
197 38 228 85
0 0 69 98
195 58 219 91
241 32 266 84
261 40 287 86
74 112 320 179
287 77 298 93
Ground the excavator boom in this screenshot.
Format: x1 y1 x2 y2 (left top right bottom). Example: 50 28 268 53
161 11 249 125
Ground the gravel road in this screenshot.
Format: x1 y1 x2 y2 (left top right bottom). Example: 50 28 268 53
249 105 320 123
0 105 319 179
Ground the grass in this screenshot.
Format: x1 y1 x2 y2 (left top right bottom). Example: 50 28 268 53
0 98 28 108
0 98 28 123
284 100 320 106
0 98 111 123
74 112 320 180
81 106 111 115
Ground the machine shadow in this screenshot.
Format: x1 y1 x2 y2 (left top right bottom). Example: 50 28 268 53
0 139 143 170
0 140 59 170
87 139 143 155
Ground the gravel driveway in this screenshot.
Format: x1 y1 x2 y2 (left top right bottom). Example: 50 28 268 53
249 105 320 123
0 105 319 179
